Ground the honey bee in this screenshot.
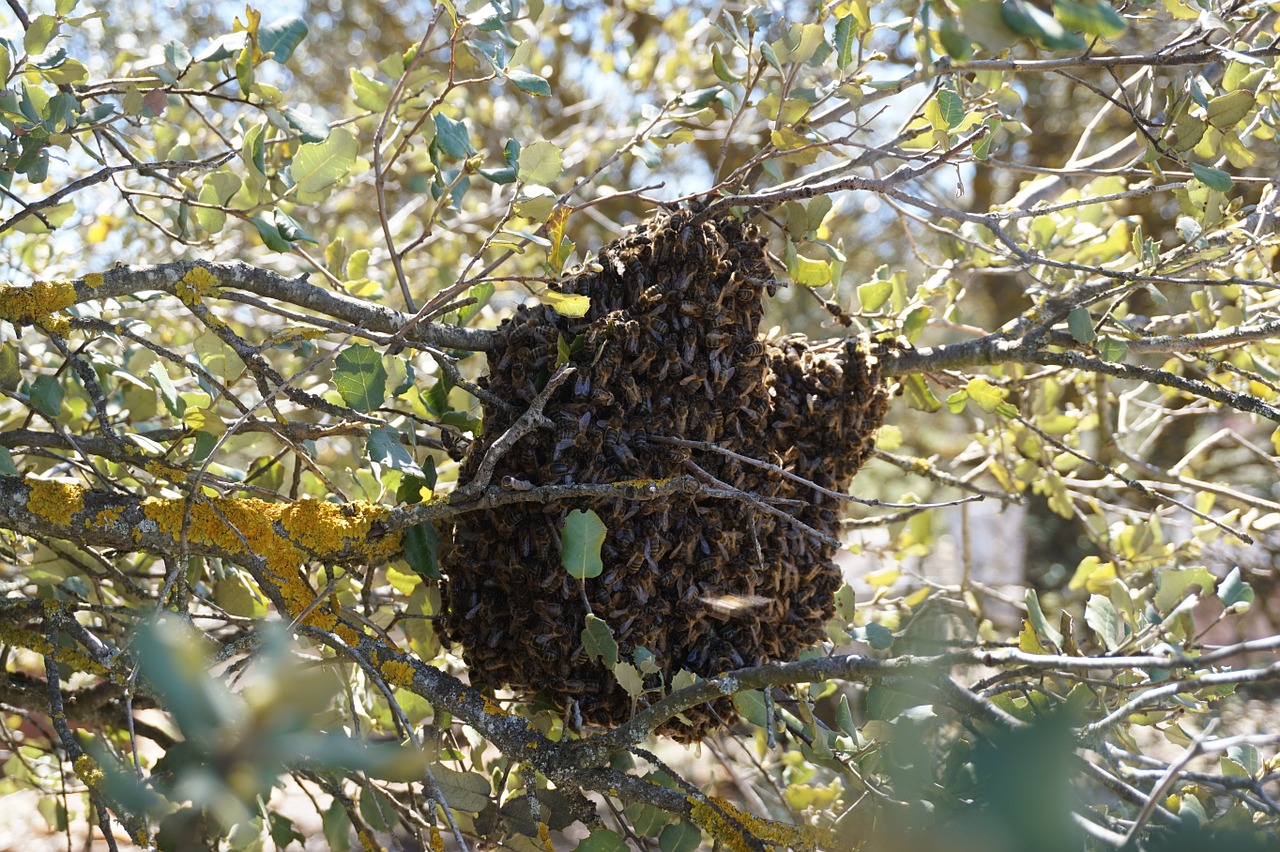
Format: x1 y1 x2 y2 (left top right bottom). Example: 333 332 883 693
618 373 642 406
704 409 724 443
680 330 698 364
589 388 615 407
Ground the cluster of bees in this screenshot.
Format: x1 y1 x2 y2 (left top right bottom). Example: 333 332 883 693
441 209 896 739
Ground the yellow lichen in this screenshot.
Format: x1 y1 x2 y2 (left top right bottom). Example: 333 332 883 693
380 659 416 687
688 796 827 852
83 273 105 289
538 822 553 852
0 280 77 327
482 695 510 718
175 266 220 306
73 755 104 789
95 506 124 526
140 494 398 575
140 494 399 638
26 478 86 527
143 459 188 483
429 826 445 852
0 619 106 675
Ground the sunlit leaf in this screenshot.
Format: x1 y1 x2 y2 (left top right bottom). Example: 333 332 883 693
292 127 358 194
517 140 563 184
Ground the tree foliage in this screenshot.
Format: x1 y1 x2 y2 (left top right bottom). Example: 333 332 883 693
1 0 1280 849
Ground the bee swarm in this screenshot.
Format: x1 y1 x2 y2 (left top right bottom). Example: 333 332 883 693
442 210 896 739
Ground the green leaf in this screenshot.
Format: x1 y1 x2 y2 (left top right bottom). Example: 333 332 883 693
147 362 184 417
562 508 606 579
575 828 628 852
582 614 618 670
1206 89 1256 129
433 113 475 159
860 622 893 650
835 694 856 735
732 690 768 726
350 68 391 112
902 373 941 412
25 15 60 55
1085 594 1121 651
251 215 292 251
508 69 551 96
274 208 317 244
614 661 644 697
259 14 308 63
333 344 388 412
1067 306 1096 343
1189 163 1233 191
517 140 563 185
515 184 556 219
282 106 329 143
1053 0 1126 38
321 795 353 852
1000 0 1086 50
658 821 702 852
242 120 266 184
0 344 18 392
0 446 16 476
1216 566 1253 612
833 15 855 70
367 425 424 477
965 378 1005 412
791 253 831 287
936 89 964 129
1025 589 1063 647
30 374 63 418
1095 337 1128 362
404 522 441 580
432 766 491 813
195 171 241 234
292 127 358 194
857 278 893 312
711 44 743 82
1154 565 1216 613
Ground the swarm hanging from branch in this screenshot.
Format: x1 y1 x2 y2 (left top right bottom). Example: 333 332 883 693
442 209 898 739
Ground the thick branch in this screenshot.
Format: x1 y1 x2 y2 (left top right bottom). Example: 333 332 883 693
37 261 500 352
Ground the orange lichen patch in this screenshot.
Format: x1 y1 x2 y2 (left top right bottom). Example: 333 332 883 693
380 659 417 687
0 280 77 331
26 478 86 527
538 823 553 852
175 266 220 306
429 826 445 852
688 796 827 852
73 755 104 789
481 695 510 718
83 272 105 289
